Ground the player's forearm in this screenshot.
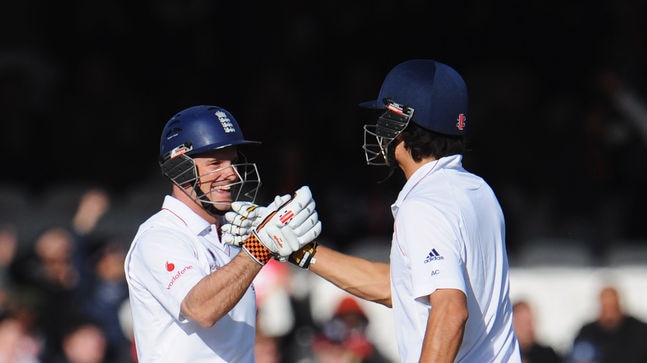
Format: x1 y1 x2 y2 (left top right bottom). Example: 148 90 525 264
181 252 262 327
309 245 392 307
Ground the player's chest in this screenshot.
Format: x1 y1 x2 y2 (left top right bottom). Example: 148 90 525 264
194 236 236 273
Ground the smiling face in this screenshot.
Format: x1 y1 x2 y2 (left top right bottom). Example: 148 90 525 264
191 146 240 213
169 144 260 221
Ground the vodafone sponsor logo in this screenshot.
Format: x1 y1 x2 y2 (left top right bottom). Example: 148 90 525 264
166 265 194 290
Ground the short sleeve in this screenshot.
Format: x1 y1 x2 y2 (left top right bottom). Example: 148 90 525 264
395 199 466 304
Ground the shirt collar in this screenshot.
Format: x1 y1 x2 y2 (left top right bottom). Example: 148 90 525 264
392 154 463 212
161 195 213 236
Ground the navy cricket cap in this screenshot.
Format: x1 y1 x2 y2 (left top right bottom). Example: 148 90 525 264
360 59 468 136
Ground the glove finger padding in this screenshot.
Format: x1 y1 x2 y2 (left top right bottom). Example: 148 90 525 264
275 216 321 262
221 234 246 246
224 210 254 227
293 213 321 242
221 202 263 246
228 201 265 223
261 187 313 229
269 194 292 212
221 193 290 247
220 224 251 246
270 188 322 264
284 198 321 245
285 200 315 227
287 200 319 232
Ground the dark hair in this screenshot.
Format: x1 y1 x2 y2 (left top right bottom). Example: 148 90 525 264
398 122 466 162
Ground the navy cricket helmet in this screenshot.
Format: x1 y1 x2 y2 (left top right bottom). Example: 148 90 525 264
160 105 260 159
360 59 468 136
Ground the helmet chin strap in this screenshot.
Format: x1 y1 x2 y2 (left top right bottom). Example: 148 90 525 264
192 184 226 216
377 142 399 184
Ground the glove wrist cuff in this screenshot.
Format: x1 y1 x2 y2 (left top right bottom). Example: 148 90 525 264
288 241 318 269
242 232 272 265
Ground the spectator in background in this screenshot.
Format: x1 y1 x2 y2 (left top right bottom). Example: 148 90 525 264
71 188 111 238
0 311 41 363
0 224 19 313
69 188 133 363
57 318 108 363
80 241 131 363
0 225 42 363
310 296 390 363
10 226 83 362
568 285 647 363
512 300 563 363
7 187 114 362
254 322 283 363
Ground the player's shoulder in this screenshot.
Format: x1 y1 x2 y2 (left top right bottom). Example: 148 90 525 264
398 184 467 230
403 180 462 210
132 212 191 249
398 196 453 225
141 208 191 232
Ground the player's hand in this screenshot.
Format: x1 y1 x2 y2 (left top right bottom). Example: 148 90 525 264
241 186 322 265
221 194 291 246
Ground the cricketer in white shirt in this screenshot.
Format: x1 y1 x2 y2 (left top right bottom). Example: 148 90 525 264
125 195 257 363
390 155 521 363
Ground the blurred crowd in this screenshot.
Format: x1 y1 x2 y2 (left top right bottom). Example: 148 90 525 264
0 188 132 363
513 285 647 363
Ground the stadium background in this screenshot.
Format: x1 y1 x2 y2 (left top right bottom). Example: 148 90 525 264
1 0 647 361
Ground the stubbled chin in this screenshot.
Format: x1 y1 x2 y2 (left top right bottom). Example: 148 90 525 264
200 190 230 206
208 200 232 214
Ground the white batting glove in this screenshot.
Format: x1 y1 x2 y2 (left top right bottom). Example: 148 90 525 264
221 194 291 246
241 186 322 265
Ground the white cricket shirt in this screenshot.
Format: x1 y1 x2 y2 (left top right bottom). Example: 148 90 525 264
390 155 521 363
124 195 257 363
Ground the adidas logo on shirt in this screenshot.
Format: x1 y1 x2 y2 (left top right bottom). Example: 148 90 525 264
424 248 444 263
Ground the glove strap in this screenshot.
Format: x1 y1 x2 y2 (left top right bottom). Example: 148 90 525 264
288 241 318 269
242 231 272 265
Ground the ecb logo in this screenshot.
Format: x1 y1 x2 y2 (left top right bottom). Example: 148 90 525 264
215 111 236 133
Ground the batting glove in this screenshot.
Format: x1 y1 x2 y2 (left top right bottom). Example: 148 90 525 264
221 194 291 246
239 186 322 265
